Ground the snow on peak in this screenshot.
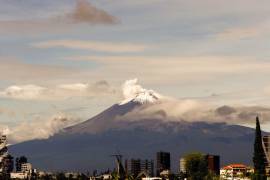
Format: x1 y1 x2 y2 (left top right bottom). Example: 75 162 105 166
119 79 162 105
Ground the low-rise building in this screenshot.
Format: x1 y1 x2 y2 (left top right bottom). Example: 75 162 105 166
21 162 32 173
142 177 162 180
11 162 33 179
220 164 253 179
10 172 28 179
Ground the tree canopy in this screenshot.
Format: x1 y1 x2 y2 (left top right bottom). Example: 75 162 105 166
184 152 208 180
253 116 266 179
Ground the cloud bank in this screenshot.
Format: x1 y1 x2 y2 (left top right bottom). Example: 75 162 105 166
121 101 269 123
116 79 270 125
0 81 115 101
1 114 80 144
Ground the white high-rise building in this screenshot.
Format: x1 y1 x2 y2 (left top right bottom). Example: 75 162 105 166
179 158 186 173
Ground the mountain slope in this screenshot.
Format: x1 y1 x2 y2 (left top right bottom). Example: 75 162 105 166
66 101 140 134
10 118 257 172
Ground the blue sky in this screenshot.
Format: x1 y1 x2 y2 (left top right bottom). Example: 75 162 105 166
1 0 270 142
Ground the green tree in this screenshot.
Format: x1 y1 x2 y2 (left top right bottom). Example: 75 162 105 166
184 152 208 180
253 116 266 180
111 171 120 180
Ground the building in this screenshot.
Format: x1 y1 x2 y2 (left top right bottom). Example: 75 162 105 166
142 178 162 180
220 164 253 179
179 154 219 175
205 154 220 175
10 172 28 179
179 158 186 173
21 163 32 173
0 135 13 175
11 163 33 179
15 156 28 172
0 135 8 173
141 159 154 177
262 135 270 174
156 151 170 176
125 159 154 177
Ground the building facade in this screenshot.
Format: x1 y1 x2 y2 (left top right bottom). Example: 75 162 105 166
179 154 219 176
262 135 270 174
205 154 220 175
220 164 253 179
156 151 170 176
179 158 186 173
15 156 28 172
21 163 32 173
125 159 154 178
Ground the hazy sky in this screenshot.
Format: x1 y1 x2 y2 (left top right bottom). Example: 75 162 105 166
1 0 270 140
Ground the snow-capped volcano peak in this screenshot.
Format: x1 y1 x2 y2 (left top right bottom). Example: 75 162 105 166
132 90 161 104
119 79 162 105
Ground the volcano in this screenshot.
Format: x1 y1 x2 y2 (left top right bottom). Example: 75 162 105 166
9 80 259 172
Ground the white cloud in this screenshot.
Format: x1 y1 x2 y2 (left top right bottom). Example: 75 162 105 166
32 40 148 53
0 81 116 101
120 78 162 104
58 83 89 91
0 85 47 100
117 97 270 126
1 114 80 144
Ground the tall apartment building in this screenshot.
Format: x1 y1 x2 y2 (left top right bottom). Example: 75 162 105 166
179 158 186 173
205 154 220 175
156 151 170 176
125 159 154 177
